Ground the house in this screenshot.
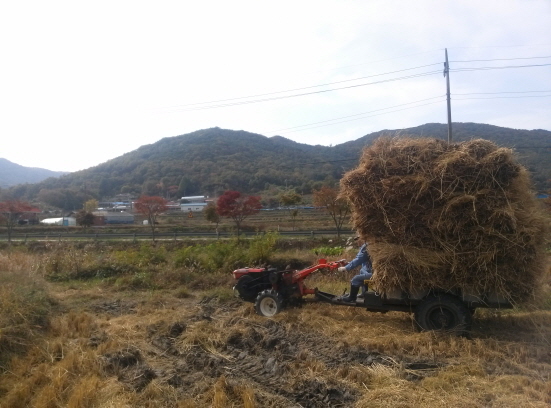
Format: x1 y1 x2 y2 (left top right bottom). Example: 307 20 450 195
92 210 135 225
17 207 41 225
180 195 208 212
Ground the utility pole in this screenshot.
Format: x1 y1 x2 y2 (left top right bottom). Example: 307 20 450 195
444 48 452 143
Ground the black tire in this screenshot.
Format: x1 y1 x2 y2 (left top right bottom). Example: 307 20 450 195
234 275 260 302
254 289 283 317
414 294 472 336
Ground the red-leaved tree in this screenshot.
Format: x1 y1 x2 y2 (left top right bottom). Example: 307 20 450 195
134 195 168 239
0 200 36 242
216 191 262 237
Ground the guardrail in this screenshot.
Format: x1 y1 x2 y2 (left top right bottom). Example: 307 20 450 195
0 230 353 242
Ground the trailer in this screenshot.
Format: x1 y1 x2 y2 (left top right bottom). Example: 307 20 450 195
233 259 513 336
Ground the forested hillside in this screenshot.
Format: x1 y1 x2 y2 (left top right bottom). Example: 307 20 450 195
334 123 551 189
2 124 549 210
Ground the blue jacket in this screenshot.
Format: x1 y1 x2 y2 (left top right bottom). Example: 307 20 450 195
345 244 373 278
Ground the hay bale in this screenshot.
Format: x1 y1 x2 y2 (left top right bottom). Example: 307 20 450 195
340 137 548 303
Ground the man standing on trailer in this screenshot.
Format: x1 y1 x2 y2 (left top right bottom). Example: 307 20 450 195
335 236 373 303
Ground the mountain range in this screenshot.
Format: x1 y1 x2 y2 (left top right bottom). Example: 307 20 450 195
1 123 550 210
0 158 67 188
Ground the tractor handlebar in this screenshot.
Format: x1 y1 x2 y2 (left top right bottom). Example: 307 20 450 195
325 259 348 269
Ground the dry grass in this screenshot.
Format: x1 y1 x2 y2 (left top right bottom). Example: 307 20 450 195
0 244 550 407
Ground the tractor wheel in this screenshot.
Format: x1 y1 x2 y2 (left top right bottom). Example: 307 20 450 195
234 275 259 302
414 294 472 337
254 289 283 317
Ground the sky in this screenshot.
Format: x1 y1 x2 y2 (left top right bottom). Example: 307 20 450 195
1 0 550 172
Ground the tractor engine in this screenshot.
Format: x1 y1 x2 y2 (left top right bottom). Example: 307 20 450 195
233 267 297 302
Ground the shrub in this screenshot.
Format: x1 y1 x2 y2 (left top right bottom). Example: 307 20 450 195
312 246 344 257
173 245 203 268
246 232 279 265
205 239 245 270
41 246 135 281
112 244 168 268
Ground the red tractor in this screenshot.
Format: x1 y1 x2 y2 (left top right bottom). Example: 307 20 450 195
232 259 346 317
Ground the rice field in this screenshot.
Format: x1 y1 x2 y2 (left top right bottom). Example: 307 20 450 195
0 240 549 407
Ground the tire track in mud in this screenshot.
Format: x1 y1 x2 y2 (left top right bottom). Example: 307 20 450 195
100 301 441 407
146 305 361 407
219 318 368 407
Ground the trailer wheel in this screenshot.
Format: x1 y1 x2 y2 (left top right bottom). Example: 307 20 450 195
234 275 260 302
414 294 472 336
255 289 283 317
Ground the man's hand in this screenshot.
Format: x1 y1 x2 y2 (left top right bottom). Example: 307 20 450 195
338 266 347 272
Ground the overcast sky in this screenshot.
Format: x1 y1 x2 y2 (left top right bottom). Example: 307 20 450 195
1 0 550 172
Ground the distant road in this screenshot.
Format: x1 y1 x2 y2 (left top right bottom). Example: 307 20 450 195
1 230 353 242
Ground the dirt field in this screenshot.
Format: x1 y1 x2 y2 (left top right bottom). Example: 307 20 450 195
1 276 549 408
1 238 550 408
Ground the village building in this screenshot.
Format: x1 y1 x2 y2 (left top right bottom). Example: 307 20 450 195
92 210 135 225
180 195 208 212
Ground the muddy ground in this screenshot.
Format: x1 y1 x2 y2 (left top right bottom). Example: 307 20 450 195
48 285 548 408
91 296 379 407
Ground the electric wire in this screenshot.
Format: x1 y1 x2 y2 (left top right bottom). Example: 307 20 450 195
170 63 443 109
451 63 551 72
451 56 551 63
159 52 551 138
167 56 551 110
167 64 549 112
267 96 445 133
170 70 443 112
159 55 551 114
454 95 551 100
268 90 548 134
275 100 444 134
454 90 551 95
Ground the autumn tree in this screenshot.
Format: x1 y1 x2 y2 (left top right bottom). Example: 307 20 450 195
204 202 221 234
279 190 302 230
84 199 99 213
216 190 262 237
134 195 168 239
313 186 350 237
76 209 95 230
0 200 36 242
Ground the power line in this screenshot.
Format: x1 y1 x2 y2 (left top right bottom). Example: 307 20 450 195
269 90 549 134
159 56 551 113
276 100 444 134
449 43 551 50
171 63 443 109
452 63 551 72
454 95 551 101
165 66 443 112
169 70 442 112
268 96 445 133
451 56 551 63
454 90 551 95
166 64 549 112
325 49 443 73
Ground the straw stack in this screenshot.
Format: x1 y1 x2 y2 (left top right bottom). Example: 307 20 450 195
340 137 548 303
